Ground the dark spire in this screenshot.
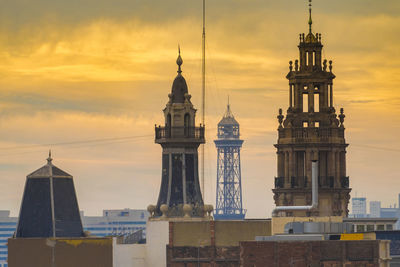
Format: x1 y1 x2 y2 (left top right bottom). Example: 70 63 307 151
47 150 52 165
170 47 188 103
176 45 183 74
219 97 238 126
225 96 234 118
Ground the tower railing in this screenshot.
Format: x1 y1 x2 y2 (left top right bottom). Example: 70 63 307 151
278 127 345 141
155 126 205 140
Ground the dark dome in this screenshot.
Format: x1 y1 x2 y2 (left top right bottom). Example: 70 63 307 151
171 74 188 103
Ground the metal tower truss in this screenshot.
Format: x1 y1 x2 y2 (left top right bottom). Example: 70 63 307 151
214 104 245 220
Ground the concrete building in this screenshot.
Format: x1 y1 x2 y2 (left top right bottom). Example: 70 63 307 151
371 201 382 218
352 197 367 218
272 0 351 217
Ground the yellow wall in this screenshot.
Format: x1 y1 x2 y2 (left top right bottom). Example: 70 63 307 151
271 216 343 235
172 220 272 247
173 222 211 246
215 220 271 246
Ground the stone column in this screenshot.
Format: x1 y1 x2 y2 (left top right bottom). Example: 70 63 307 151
335 151 340 187
305 149 312 187
285 151 290 187
309 83 314 112
288 150 294 182
277 152 283 177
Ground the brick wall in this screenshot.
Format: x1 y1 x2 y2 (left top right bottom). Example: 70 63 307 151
240 240 382 267
166 245 240 267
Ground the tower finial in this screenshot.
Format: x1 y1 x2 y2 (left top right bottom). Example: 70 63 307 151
176 45 183 74
308 0 313 33
47 150 53 165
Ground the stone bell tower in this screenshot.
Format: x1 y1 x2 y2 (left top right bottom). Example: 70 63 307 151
273 1 351 217
150 49 209 218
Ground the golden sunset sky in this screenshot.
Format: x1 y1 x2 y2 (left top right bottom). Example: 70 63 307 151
0 0 399 217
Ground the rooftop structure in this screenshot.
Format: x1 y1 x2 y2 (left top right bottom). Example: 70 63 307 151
16 152 84 238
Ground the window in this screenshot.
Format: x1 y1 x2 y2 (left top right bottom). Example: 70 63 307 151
303 94 308 112
377 224 385 231
306 52 309 66
386 224 393 230
356 224 365 232
314 93 319 112
303 122 308 128
366 225 374 232
313 51 316 66
315 122 320 128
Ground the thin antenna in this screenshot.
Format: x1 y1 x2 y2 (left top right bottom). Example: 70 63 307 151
201 0 206 199
308 0 313 33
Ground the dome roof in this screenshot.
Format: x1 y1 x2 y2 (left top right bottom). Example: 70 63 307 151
171 74 188 103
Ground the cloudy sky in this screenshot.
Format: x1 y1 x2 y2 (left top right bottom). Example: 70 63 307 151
0 0 399 217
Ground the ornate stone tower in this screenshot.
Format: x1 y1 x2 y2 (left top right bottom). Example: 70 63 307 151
273 1 351 217
153 50 206 218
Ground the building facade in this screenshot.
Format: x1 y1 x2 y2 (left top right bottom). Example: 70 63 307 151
351 197 367 218
272 4 351 217
214 102 245 220
0 211 16 267
370 201 381 218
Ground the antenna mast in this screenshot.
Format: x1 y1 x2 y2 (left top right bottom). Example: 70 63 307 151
201 0 206 198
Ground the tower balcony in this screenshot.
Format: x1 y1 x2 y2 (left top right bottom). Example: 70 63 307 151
155 126 205 144
278 127 345 143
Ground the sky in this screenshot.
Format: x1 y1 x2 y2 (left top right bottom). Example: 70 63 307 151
0 0 399 217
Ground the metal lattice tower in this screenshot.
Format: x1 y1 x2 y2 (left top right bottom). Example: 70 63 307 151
214 102 245 220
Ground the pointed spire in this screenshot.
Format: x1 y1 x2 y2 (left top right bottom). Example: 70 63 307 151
176 45 183 74
47 150 53 165
308 0 313 33
224 96 234 118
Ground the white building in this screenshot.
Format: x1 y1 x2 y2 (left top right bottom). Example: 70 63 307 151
0 211 17 267
82 209 149 238
370 201 381 218
352 197 367 218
